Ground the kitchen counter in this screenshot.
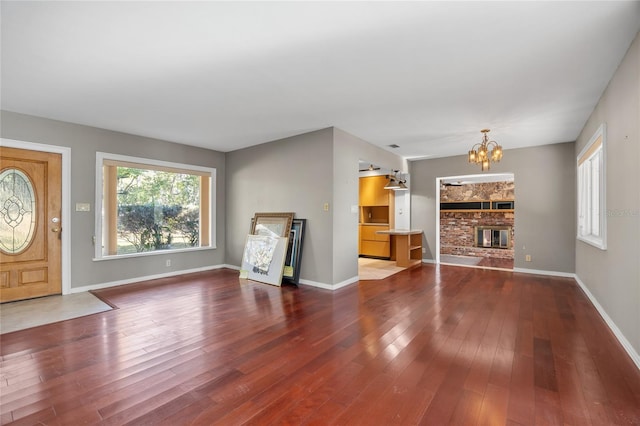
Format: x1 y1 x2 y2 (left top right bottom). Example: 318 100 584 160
376 229 423 235
375 229 423 267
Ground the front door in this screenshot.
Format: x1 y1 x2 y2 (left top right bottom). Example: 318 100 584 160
0 147 62 302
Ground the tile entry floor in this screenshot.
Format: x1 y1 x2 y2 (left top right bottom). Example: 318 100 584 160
358 257 407 280
0 292 113 334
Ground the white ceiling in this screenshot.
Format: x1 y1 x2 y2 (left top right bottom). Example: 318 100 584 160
2 1 639 160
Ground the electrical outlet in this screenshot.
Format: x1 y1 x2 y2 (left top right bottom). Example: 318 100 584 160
166 259 171 267
422 248 426 254
323 203 330 211
525 255 531 262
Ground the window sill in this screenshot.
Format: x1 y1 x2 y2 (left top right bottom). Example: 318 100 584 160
577 235 607 251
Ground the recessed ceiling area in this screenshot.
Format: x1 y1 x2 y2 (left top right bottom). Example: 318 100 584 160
2 2 639 160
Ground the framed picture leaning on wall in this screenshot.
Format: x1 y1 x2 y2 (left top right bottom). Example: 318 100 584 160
251 212 294 238
240 234 289 286
283 219 306 285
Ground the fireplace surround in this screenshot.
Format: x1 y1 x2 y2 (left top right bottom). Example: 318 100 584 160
474 226 511 249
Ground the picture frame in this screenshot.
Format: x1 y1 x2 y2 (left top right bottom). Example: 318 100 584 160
251 212 295 238
283 218 306 285
240 234 289 286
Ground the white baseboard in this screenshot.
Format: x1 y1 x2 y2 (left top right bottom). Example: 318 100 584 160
573 275 640 371
334 275 359 290
299 275 359 291
221 264 241 271
512 267 575 278
224 265 354 291
70 264 229 294
297 279 334 290
427 259 575 278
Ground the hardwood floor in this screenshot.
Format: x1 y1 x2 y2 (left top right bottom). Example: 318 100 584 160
2 265 640 425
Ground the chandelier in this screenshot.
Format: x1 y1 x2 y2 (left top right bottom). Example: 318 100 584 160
468 129 503 171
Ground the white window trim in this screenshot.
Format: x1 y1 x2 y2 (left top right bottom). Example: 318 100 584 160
577 123 606 250
94 152 216 260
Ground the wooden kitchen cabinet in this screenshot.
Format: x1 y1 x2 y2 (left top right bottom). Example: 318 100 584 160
359 175 390 207
359 224 390 257
359 175 392 258
361 225 390 241
360 240 391 258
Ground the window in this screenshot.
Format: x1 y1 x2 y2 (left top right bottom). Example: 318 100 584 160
95 153 215 259
577 124 606 250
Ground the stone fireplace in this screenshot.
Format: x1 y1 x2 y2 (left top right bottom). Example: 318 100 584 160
440 181 514 263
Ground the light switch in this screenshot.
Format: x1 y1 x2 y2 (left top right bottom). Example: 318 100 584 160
76 203 91 212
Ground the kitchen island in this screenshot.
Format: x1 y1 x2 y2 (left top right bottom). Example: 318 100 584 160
375 229 423 268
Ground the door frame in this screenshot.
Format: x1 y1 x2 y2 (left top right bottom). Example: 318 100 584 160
1 138 71 295
435 172 514 265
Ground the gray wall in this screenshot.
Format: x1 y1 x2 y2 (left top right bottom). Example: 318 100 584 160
1 111 226 289
225 127 405 287
225 128 335 285
575 32 640 356
410 142 576 273
1 114 405 289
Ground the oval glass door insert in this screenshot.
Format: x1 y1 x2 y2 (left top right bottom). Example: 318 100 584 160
0 168 36 254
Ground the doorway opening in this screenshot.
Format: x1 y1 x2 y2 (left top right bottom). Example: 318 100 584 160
436 173 514 270
357 160 411 279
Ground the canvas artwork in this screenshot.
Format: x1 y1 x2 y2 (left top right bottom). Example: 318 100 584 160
240 234 288 286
